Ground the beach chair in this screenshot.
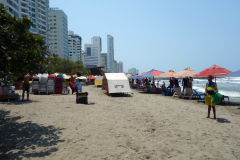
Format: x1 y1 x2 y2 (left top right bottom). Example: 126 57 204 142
183 88 198 99
75 82 82 92
172 87 183 98
192 89 206 102
70 82 78 94
153 84 162 93
104 86 110 96
221 95 230 103
161 86 171 96
0 87 19 102
136 83 146 91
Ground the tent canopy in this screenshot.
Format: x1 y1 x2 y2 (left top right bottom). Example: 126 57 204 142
102 73 131 93
76 76 87 80
135 69 164 78
226 70 240 77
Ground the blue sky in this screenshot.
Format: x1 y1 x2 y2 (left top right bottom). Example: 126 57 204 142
50 0 240 74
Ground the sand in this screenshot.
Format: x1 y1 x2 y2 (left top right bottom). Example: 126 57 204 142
1 86 240 160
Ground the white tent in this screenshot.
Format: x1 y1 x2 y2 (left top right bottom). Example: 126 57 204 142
102 73 131 93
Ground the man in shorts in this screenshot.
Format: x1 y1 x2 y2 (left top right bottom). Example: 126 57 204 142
22 73 34 101
205 75 218 119
182 76 189 92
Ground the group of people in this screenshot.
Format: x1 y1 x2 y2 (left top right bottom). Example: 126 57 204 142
167 76 193 92
130 75 218 120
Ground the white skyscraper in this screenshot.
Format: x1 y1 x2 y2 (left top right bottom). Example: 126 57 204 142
49 8 68 59
107 35 114 73
1 0 50 44
68 31 82 62
82 36 102 68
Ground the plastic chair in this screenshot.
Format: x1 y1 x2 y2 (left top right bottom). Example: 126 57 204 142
193 89 206 102
75 82 82 92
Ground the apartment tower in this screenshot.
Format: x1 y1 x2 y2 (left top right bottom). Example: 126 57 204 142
1 0 50 44
49 8 68 59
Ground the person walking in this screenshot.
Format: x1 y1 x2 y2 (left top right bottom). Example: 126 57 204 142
205 75 218 119
22 73 34 101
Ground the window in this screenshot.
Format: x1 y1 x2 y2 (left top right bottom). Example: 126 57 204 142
54 31 57 33
54 43 57 44
54 19 56 21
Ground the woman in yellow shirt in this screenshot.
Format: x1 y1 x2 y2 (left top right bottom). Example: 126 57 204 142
205 75 218 119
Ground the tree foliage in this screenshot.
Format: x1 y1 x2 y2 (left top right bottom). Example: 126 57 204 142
45 54 89 76
0 3 51 85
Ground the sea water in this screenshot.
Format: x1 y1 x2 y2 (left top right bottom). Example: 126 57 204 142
156 77 240 100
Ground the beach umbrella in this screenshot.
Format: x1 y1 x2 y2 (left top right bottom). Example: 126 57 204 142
135 69 164 78
226 70 240 77
173 67 198 77
125 74 132 78
194 64 232 77
87 75 96 80
158 70 176 77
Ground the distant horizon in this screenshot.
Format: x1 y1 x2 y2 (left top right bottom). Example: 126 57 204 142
50 0 240 74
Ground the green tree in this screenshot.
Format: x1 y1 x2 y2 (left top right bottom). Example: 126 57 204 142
0 3 51 85
45 54 89 76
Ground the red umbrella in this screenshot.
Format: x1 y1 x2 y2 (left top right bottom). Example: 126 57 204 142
194 64 232 77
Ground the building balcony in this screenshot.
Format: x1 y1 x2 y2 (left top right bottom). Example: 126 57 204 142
38 11 46 17
38 16 46 22
37 1 46 7
21 10 29 17
21 0 29 5
38 6 45 12
38 27 46 32
20 5 29 10
38 20 46 26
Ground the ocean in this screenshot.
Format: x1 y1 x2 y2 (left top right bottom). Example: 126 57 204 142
156 77 240 100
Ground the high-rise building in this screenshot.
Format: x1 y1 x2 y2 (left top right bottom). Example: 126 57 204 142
49 8 68 59
128 68 139 75
101 53 107 72
117 61 123 73
113 60 117 73
68 31 82 62
82 36 102 68
1 0 50 44
107 35 114 72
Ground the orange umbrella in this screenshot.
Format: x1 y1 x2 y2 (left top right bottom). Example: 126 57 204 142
87 75 96 80
158 70 176 77
173 67 198 77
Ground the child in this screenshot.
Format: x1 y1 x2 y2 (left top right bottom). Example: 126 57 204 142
205 75 218 119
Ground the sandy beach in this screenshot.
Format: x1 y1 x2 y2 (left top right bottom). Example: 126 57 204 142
1 85 240 160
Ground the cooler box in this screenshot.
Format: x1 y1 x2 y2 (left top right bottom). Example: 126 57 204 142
76 92 88 104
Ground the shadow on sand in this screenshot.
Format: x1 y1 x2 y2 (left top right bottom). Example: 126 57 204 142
216 118 231 123
0 110 65 159
106 93 133 97
0 100 40 105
